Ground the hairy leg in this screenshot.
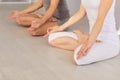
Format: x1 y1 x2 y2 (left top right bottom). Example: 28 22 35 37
15 14 41 27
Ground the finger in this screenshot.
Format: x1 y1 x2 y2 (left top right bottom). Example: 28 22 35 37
30 23 39 30
47 28 52 33
45 29 55 37
77 52 83 60
73 30 78 33
83 47 91 56
27 27 35 32
76 48 83 60
79 44 88 56
73 29 80 33
82 47 88 56
49 17 57 22
7 14 15 19
73 31 77 34
43 33 49 37
79 44 86 53
7 16 13 19
35 13 43 18
85 48 90 55
47 27 57 33
82 45 92 56
82 44 91 55
73 31 81 39
43 31 53 37
44 28 52 37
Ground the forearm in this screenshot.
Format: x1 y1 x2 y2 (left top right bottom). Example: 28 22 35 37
59 5 86 30
89 0 113 42
89 19 103 42
40 0 59 24
20 0 43 14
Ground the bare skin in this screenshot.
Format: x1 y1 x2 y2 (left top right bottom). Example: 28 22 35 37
28 15 58 36
14 13 58 36
15 14 41 27
46 0 113 59
8 0 59 36
49 29 101 51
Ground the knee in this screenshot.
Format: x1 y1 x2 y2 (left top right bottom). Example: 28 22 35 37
48 33 55 43
48 34 57 46
48 40 56 47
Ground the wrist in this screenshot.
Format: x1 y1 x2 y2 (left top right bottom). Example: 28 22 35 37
19 10 30 14
88 38 96 43
59 25 67 30
19 11 26 14
40 19 46 24
58 26 66 31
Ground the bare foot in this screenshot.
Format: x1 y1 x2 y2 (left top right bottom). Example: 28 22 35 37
73 29 101 43
8 11 20 19
73 29 89 44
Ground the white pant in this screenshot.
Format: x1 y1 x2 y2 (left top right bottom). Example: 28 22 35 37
48 32 120 65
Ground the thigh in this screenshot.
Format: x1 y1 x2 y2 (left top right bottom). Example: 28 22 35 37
18 13 40 19
74 42 120 65
48 32 78 42
16 13 40 26
51 36 78 50
17 14 39 21
48 32 79 50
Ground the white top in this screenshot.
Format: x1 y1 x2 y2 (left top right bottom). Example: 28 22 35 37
81 0 120 46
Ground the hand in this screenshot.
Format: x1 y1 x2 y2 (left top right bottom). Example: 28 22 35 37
8 11 20 19
73 29 83 44
44 26 63 37
28 19 43 32
35 13 43 18
77 40 95 60
73 29 83 38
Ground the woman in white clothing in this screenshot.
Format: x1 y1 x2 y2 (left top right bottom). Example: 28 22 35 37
46 0 120 65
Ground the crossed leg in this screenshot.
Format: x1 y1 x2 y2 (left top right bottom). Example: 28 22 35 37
49 36 79 51
15 13 58 36
15 13 40 27
48 30 88 51
48 31 120 65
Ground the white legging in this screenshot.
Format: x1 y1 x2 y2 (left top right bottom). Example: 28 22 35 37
48 32 120 65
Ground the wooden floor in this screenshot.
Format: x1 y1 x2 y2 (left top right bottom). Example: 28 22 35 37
0 4 120 80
